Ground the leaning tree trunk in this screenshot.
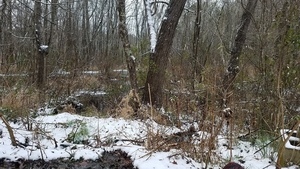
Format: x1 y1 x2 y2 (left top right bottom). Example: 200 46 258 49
221 0 258 108
117 0 138 91
142 0 187 108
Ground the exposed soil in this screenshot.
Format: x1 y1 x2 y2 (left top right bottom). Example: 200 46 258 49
0 150 138 169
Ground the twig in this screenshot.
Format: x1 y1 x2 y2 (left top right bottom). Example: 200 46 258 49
229 117 233 161
254 122 299 155
140 127 196 159
237 128 259 140
254 134 282 154
0 113 17 146
148 83 153 120
114 139 144 145
139 138 170 159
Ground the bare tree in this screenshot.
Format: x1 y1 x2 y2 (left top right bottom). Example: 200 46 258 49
34 0 58 96
273 1 289 135
0 0 13 69
142 0 187 107
49 0 58 45
81 0 90 62
191 0 202 89
221 0 258 108
117 0 138 91
34 0 47 91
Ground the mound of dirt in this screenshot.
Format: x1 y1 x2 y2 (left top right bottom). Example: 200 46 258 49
0 150 137 169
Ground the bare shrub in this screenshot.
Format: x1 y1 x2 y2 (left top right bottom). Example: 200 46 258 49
112 89 140 119
1 87 39 118
47 74 103 98
112 89 173 126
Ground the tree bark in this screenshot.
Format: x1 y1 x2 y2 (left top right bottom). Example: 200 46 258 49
0 0 13 68
34 0 57 100
191 0 202 89
49 0 58 45
221 0 258 108
34 0 47 91
117 0 138 91
142 0 187 107
82 0 90 63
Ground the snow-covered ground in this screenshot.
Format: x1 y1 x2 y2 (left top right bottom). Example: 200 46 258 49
0 110 299 169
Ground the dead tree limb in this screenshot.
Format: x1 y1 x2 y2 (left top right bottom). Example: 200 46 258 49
0 113 17 146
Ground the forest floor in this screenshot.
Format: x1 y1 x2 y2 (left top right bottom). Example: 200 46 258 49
0 149 136 169
0 106 299 169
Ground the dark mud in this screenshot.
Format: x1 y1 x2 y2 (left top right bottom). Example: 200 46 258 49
0 150 138 169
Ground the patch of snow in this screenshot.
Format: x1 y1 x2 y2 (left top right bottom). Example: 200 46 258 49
82 70 101 74
0 73 29 77
130 55 136 61
35 106 54 116
0 112 299 169
280 129 300 150
40 45 48 51
55 69 71 75
110 78 118 81
113 69 128 73
113 69 128 77
74 90 107 96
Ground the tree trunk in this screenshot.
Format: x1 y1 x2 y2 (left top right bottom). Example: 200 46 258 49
142 0 187 108
34 0 47 91
117 0 138 91
81 0 90 63
49 0 58 45
191 0 202 89
221 0 258 108
34 0 56 101
0 0 13 68
273 1 289 143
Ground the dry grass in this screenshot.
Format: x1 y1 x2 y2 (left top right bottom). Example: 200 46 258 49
60 104 77 114
47 74 103 98
1 87 40 118
111 89 226 163
0 63 254 165
155 64 248 164
110 85 229 165
112 89 172 125
113 89 140 119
